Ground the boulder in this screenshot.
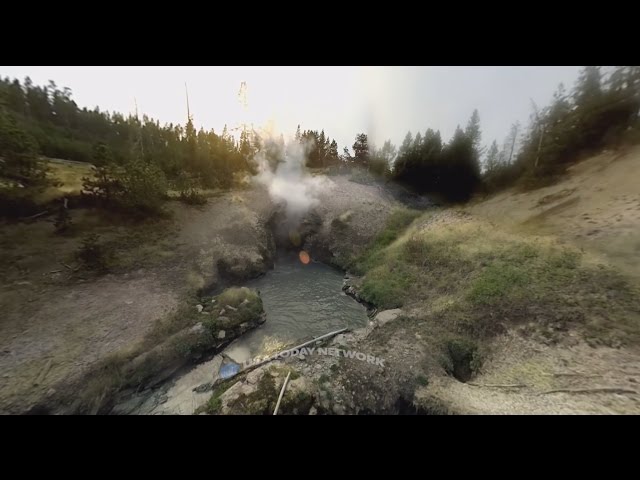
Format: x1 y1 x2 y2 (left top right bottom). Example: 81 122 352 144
375 309 403 326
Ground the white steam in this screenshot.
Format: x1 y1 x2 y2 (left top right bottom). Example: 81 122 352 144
254 136 331 226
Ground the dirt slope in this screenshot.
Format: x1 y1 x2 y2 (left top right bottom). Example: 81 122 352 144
470 145 640 281
0 187 275 413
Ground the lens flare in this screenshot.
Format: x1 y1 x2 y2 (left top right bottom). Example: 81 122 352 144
299 250 311 265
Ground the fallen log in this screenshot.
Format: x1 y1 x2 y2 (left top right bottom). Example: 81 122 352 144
214 327 349 385
273 371 291 415
22 211 48 221
539 388 637 396
467 383 528 389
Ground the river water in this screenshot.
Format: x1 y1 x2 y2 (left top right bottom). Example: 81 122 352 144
124 251 368 414
224 250 369 364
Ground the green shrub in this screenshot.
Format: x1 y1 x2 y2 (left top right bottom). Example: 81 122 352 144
179 188 207 205
119 158 168 214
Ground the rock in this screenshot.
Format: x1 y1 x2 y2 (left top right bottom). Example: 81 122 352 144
211 299 217 304
193 383 212 393
333 403 346 415
195 304 204 313
189 323 205 334
246 368 265 385
375 308 403 326
332 334 348 347
240 298 250 306
110 393 147 415
299 354 306 361
219 308 226 315
309 406 318 415
217 316 231 327
217 330 226 339
201 311 209 315
226 305 238 312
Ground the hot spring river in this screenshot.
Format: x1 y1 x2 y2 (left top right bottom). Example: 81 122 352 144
224 251 369 364
125 252 368 414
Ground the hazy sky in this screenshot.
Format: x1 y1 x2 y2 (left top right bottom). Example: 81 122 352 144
1 66 582 152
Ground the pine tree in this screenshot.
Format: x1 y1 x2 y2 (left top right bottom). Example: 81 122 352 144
465 109 483 158
485 140 500 174
504 122 520 165
352 133 370 168
329 139 340 166
0 108 46 185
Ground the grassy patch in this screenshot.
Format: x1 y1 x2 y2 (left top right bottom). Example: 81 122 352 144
359 263 414 308
196 378 238 415
36 159 93 204
352 211 640 347
351 207 422 274
468 263 530 306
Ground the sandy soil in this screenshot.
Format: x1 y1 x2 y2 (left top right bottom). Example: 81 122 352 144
469 145 640 281
419 332 640 414
0 186 275 413
422 146 640 414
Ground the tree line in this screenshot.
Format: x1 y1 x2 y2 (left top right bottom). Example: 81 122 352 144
0 76 259 185
485 66 640 191
342 66 640 201
2 66 640 214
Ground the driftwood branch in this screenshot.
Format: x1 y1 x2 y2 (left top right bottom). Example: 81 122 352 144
273 371 291 416
539 388 637 396
545 372 601 378
467 383 528 389
22 211 48 221
213 327 348 386
60 262 80 272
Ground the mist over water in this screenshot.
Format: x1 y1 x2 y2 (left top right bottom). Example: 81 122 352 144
254 136 332 227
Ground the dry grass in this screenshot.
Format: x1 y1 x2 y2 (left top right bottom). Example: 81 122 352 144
34 158 94 204
356 212 640 347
